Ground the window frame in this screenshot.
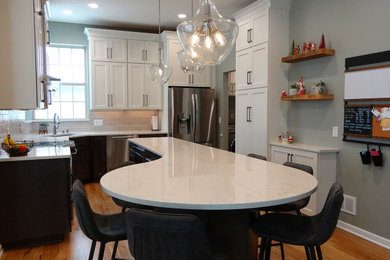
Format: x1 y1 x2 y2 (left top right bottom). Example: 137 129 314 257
32 44 89 122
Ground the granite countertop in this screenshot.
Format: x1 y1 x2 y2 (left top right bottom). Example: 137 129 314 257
100 137 318 210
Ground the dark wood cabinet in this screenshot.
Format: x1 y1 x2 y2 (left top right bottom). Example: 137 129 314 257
91 136 107 181
0 158 71 249
70 137 92 183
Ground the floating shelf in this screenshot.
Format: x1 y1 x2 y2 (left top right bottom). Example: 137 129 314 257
281 94 334 101
281 49 335 63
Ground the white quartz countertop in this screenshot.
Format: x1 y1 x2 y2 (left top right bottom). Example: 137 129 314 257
100 137 318 210
270 142 339 153
0 145 71 162
67 130 167 138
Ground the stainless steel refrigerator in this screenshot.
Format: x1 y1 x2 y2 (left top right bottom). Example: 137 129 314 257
169 87 216 146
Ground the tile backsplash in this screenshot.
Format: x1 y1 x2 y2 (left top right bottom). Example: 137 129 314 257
0 111 32 140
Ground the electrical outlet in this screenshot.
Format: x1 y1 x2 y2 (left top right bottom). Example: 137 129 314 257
332 126 338 137
341 194 356 215
94 119 103 126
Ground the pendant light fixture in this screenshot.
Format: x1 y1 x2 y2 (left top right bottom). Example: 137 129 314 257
176 0 239 66
147 0 172 85
176 0 204 73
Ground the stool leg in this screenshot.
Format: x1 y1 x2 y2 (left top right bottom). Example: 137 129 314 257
280 242 285 260
259 238 267 260
98 242 106 260
112 241 119 260
309 246 316 260
121 207 126 213
304 246 311 260
316 246 323 260
88 240 96 260
265 239 271 260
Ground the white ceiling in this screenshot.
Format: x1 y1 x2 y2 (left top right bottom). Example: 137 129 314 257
48 0 256 29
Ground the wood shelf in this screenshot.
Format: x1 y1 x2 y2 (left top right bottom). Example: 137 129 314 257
281 94 334 101
281 49 335 63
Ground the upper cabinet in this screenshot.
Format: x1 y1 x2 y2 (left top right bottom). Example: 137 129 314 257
89 37 127 62
162 31 212 87
85 28 162 110
0 0 50 110
236 9 269 52
128 40 159 64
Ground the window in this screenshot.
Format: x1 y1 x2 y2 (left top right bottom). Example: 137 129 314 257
34 46 87 120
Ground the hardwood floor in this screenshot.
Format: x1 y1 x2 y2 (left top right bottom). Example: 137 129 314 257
2 183 390 260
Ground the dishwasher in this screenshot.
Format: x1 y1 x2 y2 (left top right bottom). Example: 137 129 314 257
106 135 138 171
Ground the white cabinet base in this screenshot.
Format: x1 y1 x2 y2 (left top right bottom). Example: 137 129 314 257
270 143 338 216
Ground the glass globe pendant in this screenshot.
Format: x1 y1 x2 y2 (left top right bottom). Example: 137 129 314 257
176 0 239 66
147 0 172 85
176 49 204 73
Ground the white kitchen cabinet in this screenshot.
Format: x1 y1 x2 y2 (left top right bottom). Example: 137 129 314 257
128 64 162 110
89 37 127 62
128 40 159 64
236 88 268 157
0 0 50 109
270 143 338 216
162 32 212 87
235 9 269 52
90 62 127 110
236 43 268 91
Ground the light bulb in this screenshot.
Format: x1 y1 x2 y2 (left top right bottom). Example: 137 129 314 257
176 0 238 65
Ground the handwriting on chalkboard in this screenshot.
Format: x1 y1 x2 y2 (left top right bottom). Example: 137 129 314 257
344 106 372 136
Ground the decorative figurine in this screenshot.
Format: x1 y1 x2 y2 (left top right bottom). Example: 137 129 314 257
294 45 300 54
281 91 287 97
288 136 293 144
297 76 305 95
308 41 316 51
319 33 326 49
303 42 308 52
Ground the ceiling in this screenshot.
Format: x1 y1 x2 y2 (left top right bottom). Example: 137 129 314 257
48 0 256 30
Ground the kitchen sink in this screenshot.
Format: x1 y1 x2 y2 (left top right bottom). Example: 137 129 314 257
34 141 75 148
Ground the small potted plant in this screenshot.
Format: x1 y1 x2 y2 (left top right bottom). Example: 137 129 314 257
315 81 326 94
39 122 49 134
289 84 299 95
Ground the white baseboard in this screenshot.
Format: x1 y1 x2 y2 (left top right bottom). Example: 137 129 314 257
337 220 390 250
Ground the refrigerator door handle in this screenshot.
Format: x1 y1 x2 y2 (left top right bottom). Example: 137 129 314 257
191 93 196 137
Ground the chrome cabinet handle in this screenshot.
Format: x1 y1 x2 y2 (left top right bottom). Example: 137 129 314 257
286 153 290 162
46 30 50 45
107 94 110 107
290 154 294 162
72 148 78 155
145 50 148 61
249 71 253 84
247 29 250 43
110 94 113 107
246 107 250 122
110 48 113 59
249 29 253 43
248 106 252 122
247 71 250 84
192 75 194 84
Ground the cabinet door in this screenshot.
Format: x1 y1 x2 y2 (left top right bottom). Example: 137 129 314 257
128 63 145 109
110 63 128 109
90 37 110 61
128 40 145 63
110 39 127 62
70 137 92 183
34 1 46 109
91 61 110 109
192 67 212 87
236 49 252 91
144 67 162 109
235 90 251 155
251 88 268 157
270 146 291 164
168 40 190 86
144 41 159 64
251 10 269 46
251 43 268 87
236 18 251 52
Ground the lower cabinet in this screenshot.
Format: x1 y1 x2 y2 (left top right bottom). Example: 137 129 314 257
0 158 71 248
91 136 107 181
71 137 92 183
236 87 268 157
270 143 338 215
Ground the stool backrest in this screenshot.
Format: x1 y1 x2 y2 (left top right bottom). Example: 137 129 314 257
72 180 101 241
283 162 313 175
313 182 344 245
126 208 213 260
247 153 267 161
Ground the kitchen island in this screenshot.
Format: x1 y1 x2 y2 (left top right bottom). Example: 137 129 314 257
101 137 318 259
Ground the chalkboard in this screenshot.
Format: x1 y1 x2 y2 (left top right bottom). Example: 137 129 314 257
344 106 372 137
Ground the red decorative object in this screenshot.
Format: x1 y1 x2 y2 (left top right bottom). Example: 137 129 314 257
319 34 326 49
288 136 293 144
303 42 308 52
308 42 316 51
294 45 300 54
297 76 305 95
281 91 287 97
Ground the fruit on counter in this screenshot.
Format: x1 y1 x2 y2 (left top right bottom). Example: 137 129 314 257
3 134 27 149
18 145 27 154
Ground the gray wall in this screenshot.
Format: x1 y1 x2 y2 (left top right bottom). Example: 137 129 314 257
216 48 236 149
289 0 390 238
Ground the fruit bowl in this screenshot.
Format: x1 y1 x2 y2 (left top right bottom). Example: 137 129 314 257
1 142 34 157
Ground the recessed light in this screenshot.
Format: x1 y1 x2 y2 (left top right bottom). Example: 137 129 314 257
178 14 187 19
63 10 72 15
88 3 99 9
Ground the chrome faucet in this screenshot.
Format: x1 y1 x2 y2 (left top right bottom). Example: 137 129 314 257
53 113 60 135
